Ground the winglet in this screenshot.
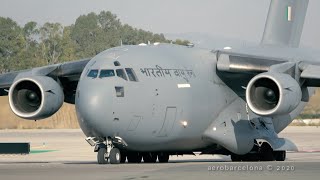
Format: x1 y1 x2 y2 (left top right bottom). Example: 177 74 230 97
261 0 309 47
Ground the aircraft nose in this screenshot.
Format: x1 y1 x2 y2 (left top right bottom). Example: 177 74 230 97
76 83 113 136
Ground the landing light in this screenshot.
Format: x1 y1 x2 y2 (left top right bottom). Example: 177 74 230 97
223 46 232 50
177 84 191 88
181 121 188 128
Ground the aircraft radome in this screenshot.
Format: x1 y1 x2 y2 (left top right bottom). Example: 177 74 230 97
1 0 319 164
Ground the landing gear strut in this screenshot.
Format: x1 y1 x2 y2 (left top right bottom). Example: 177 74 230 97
97 147 122 164
94 137 126 164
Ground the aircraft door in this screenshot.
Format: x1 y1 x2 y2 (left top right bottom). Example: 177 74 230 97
158 107 177 137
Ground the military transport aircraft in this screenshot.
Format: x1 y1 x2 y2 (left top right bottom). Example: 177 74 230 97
0 0 318 164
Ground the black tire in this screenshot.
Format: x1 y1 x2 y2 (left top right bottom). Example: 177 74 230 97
274 151 286 161
97 148 108 164
127 152 142 163
231 154 242 162
143 153 157 163
120 151 127 163
260 144 275 161
158 153 169 163
109 148 121 164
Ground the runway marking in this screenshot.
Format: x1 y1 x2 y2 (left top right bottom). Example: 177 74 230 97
298 151 320 153
31 146 47 149
30 150 57 154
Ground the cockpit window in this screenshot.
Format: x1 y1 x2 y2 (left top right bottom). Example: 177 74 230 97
116 69 128 81
87 69 99 78
99 69 115 78
125 68 138 82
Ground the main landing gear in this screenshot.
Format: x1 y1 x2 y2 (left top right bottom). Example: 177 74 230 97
97 148 170 164
231 143 286 162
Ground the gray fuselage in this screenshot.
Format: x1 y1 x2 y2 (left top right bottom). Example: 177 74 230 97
75 44 306 152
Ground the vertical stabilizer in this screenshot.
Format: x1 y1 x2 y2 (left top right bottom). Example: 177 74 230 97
261 0 309 47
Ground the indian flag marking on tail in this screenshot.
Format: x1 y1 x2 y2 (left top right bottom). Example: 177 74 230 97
287 6 292 22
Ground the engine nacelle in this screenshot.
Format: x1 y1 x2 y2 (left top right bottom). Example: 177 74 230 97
8 76 64 120
246 73 302 116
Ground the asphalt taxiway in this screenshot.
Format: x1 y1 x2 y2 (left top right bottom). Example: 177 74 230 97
0 127 319 180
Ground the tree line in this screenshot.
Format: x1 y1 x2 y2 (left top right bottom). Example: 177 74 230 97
0 11 190 73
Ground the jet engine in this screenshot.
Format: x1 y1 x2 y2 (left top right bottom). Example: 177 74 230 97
246 73 302 116
8 76 64 120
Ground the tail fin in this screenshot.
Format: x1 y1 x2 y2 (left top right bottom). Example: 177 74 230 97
261 0 309 47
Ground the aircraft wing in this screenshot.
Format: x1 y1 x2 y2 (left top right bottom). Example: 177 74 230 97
299 63 320 86
0 58 91 103
215 50 320 101
215 50 287 73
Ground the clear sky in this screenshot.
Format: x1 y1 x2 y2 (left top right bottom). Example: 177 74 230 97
1 0 319 48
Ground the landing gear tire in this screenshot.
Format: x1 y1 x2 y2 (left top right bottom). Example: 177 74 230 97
97 148 108 164
109 148 121 164
120 151 127 163
158 153 169 163
273 151 286 161
231 154 241 162
231 154 259 162
260 144 274 161
143 153 157 163
127 152 142 163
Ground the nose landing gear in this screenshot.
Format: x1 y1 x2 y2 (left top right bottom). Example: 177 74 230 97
97 147 123 164
96 138 123 164
86 136 171 164
87 136 127 164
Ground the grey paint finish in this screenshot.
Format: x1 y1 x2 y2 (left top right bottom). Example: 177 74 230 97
75 45 220 151
0 0 319 157
262 0 309 47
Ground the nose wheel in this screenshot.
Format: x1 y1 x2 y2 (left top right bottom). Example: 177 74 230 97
97 148 108 164
95 136 125 165
109 148 121 164
97 147 123 164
